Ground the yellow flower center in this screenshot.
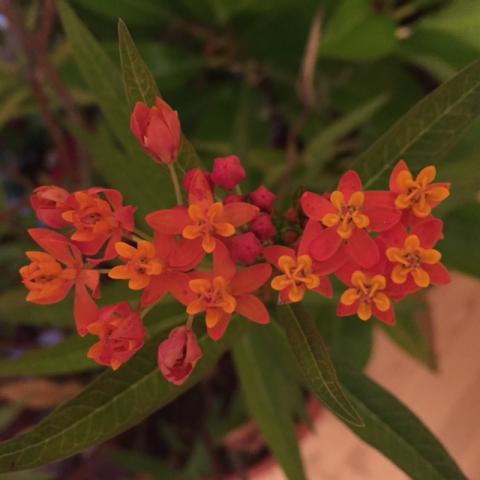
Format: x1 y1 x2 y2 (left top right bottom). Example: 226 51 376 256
187 276 237 327
321 191 369 240
340 271 390 321
182 202 235 253
386 234 441 288
271 254 320 303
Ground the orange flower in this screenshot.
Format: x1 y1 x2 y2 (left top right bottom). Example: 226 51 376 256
20 229 99 336
337 270 395 324
30 185 70 229
87 302 146 370
181 243 271 340
264 220 334 304
146 170 258 257
389 160 450 218
61 188 135 260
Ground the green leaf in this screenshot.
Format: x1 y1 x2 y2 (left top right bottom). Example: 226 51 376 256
0 312 184 377
381 294 437 370
57 1 172 212
0 321 243 472
278 303 364 426
232 325 307 480
337 365 467 480
118 19 159 108
353 58 480 188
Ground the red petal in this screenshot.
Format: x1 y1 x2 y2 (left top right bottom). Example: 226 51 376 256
220 202 259 227
425 263 451 285
378 221 407 248
389 160 408 192
347 229 379 268
312 277 333 298
213 241 236 281
142 274 169 307
207 312 231 341
298 219 323 256
300 192 335 221
236 294 270 324
74 282 98 336
263 245 295 267
413 218 444 248
373 305 396 325
169 237 204 271
338 170 363 200
146 207 190 234
115 205 136 232
313 248 347 276
364 191 396 209
231 263 272 295
336 302 358 317
188 170 213 207
364 206 401 232
309 227 342 261
28 228 81 267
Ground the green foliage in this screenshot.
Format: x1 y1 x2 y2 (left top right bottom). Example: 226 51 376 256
0 321 243 473
232 325 307 480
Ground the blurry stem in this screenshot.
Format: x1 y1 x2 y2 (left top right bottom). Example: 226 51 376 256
168 163 184 205
133 228 153 241
186 315 194 329
97 269 111 274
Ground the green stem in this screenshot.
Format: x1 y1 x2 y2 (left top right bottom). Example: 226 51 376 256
167 162 184 205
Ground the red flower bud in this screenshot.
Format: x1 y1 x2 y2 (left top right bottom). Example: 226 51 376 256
285 207 299 224
224 194 246 204
231 232 262 265
130 97 181 165
250 214 277 242
157 326 202 385
211 155 246 190
249 185 277 212
31 186 70 229
282 230 298 245
183 168 213 193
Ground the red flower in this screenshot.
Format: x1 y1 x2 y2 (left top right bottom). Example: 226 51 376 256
130 97 181 165
389 160 450 220
182 243 272 340
146 170 258 255
211 155 246 190
87 302 146 370
301 170 400 268
264 220 334 303
249 185 277 212
230 232 263 265
61 188 135 260
250 214 276 242
381 218 451 297
30 185 70 229
19 229 99 336
184 168 213 193
157 326 202 385
337 270 395 324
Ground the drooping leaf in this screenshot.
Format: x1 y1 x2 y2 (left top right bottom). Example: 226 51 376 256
0 320 243 472
337 365 467 480
354 58 480 188
232 325 307 480
277 303 364 426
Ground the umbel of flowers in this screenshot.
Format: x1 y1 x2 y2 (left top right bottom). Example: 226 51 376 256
20 97 451 385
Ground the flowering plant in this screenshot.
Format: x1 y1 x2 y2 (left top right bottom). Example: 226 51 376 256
0 2 478 479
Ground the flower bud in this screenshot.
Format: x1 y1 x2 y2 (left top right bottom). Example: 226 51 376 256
285 207 299 224
183 168 213 193
157 326 202 385
130 97 181 165
249 185 277 212
282 230 298 245
231 232 262 265
224 194 245 204
250 214 277 242
211 155 246 190
31 186 70 229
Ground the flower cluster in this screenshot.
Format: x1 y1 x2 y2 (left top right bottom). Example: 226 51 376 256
20 97 451 384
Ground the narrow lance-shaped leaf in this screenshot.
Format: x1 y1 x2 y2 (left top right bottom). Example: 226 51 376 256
278 303 364 426
353 58 480 188
337 365 467 480
232 326 307 480
0 322 243 472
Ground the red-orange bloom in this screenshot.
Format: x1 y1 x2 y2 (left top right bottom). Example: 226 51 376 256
301 171 400 268
30 185 70 229
389 160 450 220
19 229 99 336
179 242 271 340
61 188 135 260
130 97 181 165
380 218 451 297
264 220 334 303
87 302 146 370
146 170 258 257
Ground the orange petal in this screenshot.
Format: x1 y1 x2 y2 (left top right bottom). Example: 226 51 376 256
357 300 372 321
412 267 430 288
404 234 420 251
340 288 359 306
416 165 436 185
420 248 441 264
108 265 130 280
330 191 344 211
115 242 137 259
373 292 390 312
